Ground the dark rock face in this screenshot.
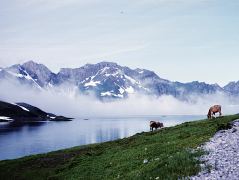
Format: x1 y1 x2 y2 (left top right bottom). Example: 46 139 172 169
16 102 48 118
0 101 38 119
0 61 237 100
0 101 72 121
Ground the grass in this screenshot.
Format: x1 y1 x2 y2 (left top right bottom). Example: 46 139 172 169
0 115 238 180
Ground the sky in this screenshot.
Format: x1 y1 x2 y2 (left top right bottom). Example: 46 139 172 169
0 0 239 86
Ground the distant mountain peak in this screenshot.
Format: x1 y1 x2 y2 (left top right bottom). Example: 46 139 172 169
81 61 120 70
96 61 118 66
1 60 239 100
22 60 51 71
22 60 38 65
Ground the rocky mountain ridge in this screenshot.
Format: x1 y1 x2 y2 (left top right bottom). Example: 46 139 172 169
0 60 236 100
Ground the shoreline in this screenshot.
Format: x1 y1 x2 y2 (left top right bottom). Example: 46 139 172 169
191 119 239 179
0 115 238 179
0 115 204 161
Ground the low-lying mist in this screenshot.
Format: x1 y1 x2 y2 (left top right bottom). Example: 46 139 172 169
1 80 239 118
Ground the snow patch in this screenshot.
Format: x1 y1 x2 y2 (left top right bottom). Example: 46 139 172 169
0 116 13 121
47 115 56 119
10 102 30 112
139 85 150 92
7 69 42 89
125 86 134 93
23 70 32 80
100 91 123 98
17 105 30 112
100 67 110 74
119 87 125 94
47 82 53 88
84 80 101 87
101 92 112 96
124 75 137 84
7 71 24 78
104 71 120 77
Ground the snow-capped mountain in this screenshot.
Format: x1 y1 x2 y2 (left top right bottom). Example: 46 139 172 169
223 81 239 95
0 60 235 100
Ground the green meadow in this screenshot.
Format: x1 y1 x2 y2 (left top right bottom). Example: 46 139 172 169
0 115 238 180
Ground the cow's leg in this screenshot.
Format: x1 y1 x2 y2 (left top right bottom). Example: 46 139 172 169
212 112 215 119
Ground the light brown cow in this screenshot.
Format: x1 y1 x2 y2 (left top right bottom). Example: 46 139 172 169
207 105 222 119
150 121 164 131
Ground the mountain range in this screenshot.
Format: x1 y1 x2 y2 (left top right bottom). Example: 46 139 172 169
0 60 238 100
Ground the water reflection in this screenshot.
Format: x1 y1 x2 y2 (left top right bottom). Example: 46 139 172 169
0 115 204 160
0 121 46 133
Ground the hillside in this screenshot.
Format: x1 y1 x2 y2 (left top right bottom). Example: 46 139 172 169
0 115 238 179
0 100 72 121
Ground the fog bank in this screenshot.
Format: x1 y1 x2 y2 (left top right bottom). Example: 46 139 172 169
1 80 239 118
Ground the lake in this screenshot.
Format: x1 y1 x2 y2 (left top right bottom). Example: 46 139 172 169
0 115 204 160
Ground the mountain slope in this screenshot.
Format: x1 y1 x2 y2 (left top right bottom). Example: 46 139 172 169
224 81 239 95
0 61 236 99
0 100 72 121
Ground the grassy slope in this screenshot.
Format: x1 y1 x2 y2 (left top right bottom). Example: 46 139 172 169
0 115 238 180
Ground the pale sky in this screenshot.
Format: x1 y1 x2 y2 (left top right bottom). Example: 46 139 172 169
0 0 239 86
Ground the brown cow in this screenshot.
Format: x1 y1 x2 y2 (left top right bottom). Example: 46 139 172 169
207 105 222 119
150 121 164 131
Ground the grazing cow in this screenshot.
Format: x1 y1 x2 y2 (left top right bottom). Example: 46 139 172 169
207 105 222 119
150 121 164 131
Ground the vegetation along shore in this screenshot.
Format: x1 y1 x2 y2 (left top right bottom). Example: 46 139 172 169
0 115 238 179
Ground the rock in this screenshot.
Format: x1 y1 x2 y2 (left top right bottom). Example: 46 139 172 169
191 119 239 179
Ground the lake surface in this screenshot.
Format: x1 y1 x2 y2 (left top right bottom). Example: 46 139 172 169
0 115 204 160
